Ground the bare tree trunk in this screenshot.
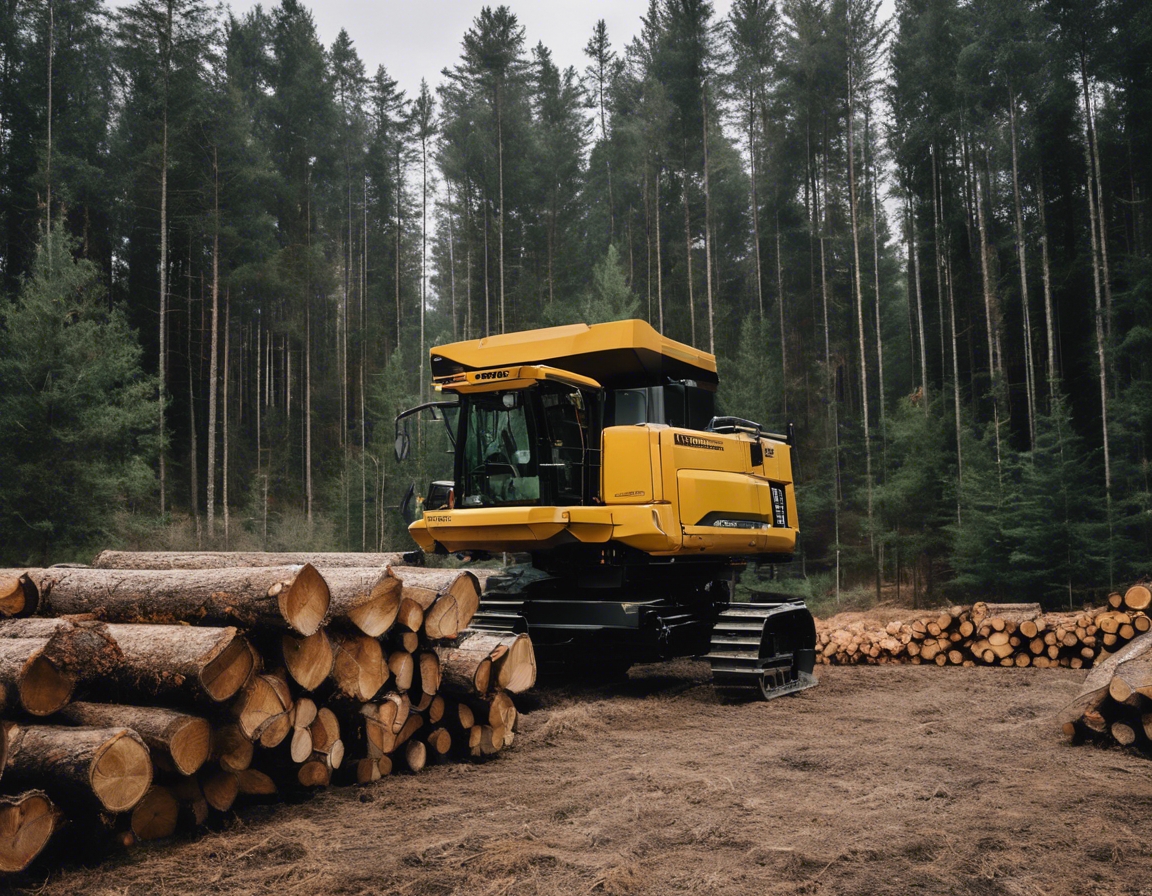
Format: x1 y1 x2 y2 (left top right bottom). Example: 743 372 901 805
974 150 1003 471
187 263 201 548
1084 142 1111 496
683 161 695 345
497 82 505 334
44 0 52 254
1037 174 1058 397
223 291 230 546
644 166 652 322
776 212 787 418
159 112 169 516
207 149 220 537
484 198 490 336
655 164 663 333
420 126 427 400
866 107 885 453
910 200 929 414
847 65 873 545
1079 54 1111 339
447 179 457 339
748 96 763 320
395 148 402 351
255 320 261 475
702 88 715 353
819 127 840 602
931 147 947 371
306 303 313 528
945 247 962 519
361 179 368 552
1008 87 1037 448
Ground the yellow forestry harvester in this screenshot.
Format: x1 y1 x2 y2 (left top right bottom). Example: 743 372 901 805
394 319 816 699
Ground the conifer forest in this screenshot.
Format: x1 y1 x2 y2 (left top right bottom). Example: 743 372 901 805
0 0 1149 607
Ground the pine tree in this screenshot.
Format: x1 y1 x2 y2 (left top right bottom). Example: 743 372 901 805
0 230 157 564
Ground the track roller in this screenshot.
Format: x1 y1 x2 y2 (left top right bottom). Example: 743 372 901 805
705 601 817 701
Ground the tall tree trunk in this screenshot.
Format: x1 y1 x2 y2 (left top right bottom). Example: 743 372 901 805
420 127 427 401
683 162 695 345
974 149 1003 472
931 147 947 372
702 90 715 353
749 96 763 320
362 179 368 551
820 138 840 604
1008 86 1037 448
223 291 230 546
909 199 929 415
776 212 787 418
44 0 52 255
395 149 402 351
1037 173 1058 397
497 81 505 334
655 164 663 333
187 261 201 547
159 112 169 516
644 166 651 322
866 107 885 459
847 64 873 545
945 247 962 521
1084 142 1111 497
447 179 458 339
306 303 313 528
207 149 219 537
1079 53 1111 339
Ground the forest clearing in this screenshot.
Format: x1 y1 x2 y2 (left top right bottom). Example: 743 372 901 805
7 657 1148 896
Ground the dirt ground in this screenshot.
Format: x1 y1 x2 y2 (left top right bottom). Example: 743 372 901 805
13 660 1152 896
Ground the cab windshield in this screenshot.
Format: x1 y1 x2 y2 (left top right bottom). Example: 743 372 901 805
459 392 539 506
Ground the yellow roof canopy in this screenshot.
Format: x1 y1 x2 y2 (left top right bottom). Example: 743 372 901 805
429 319 717 390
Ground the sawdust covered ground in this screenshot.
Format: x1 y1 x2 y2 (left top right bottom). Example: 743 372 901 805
13 661 1152 896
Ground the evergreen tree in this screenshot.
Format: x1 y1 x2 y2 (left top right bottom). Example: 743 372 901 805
0 230 157 564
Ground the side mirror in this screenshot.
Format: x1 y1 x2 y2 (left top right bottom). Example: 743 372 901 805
400 483 416 524
395 430 411 462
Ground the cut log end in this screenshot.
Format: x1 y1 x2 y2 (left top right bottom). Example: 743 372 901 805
0 791 59 873
91 731 154 813
278 564 330 636
282 631 334 691
19 653 75 717
131 786 180 841
200 635 257 702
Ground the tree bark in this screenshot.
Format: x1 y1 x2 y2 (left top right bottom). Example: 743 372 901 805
103 623 255 704
207 147 220 535
0 638 73 716
1007 87 1036 448
92 550 409 570
35 565 330 635
323 567 402 637
56 703 210 777
702 87 715 353
0 571 39 617
4 725 152 814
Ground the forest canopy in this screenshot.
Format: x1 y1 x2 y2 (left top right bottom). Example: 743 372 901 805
0 0 1149 607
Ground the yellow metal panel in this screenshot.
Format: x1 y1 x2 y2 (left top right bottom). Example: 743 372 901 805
676 469 763 527
601 426 655 504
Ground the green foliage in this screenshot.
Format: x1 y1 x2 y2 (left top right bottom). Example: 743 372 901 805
545 244 639 326
0 231 157 564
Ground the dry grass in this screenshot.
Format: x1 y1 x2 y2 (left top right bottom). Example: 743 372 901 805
11 660 1152 895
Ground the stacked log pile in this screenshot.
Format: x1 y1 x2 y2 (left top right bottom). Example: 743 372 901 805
1060 584 1152 756
0 554 536 873
817 588 1152 668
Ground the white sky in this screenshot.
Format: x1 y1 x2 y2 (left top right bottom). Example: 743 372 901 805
227 0 735 100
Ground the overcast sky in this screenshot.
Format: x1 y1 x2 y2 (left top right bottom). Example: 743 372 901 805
151 0 736 100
